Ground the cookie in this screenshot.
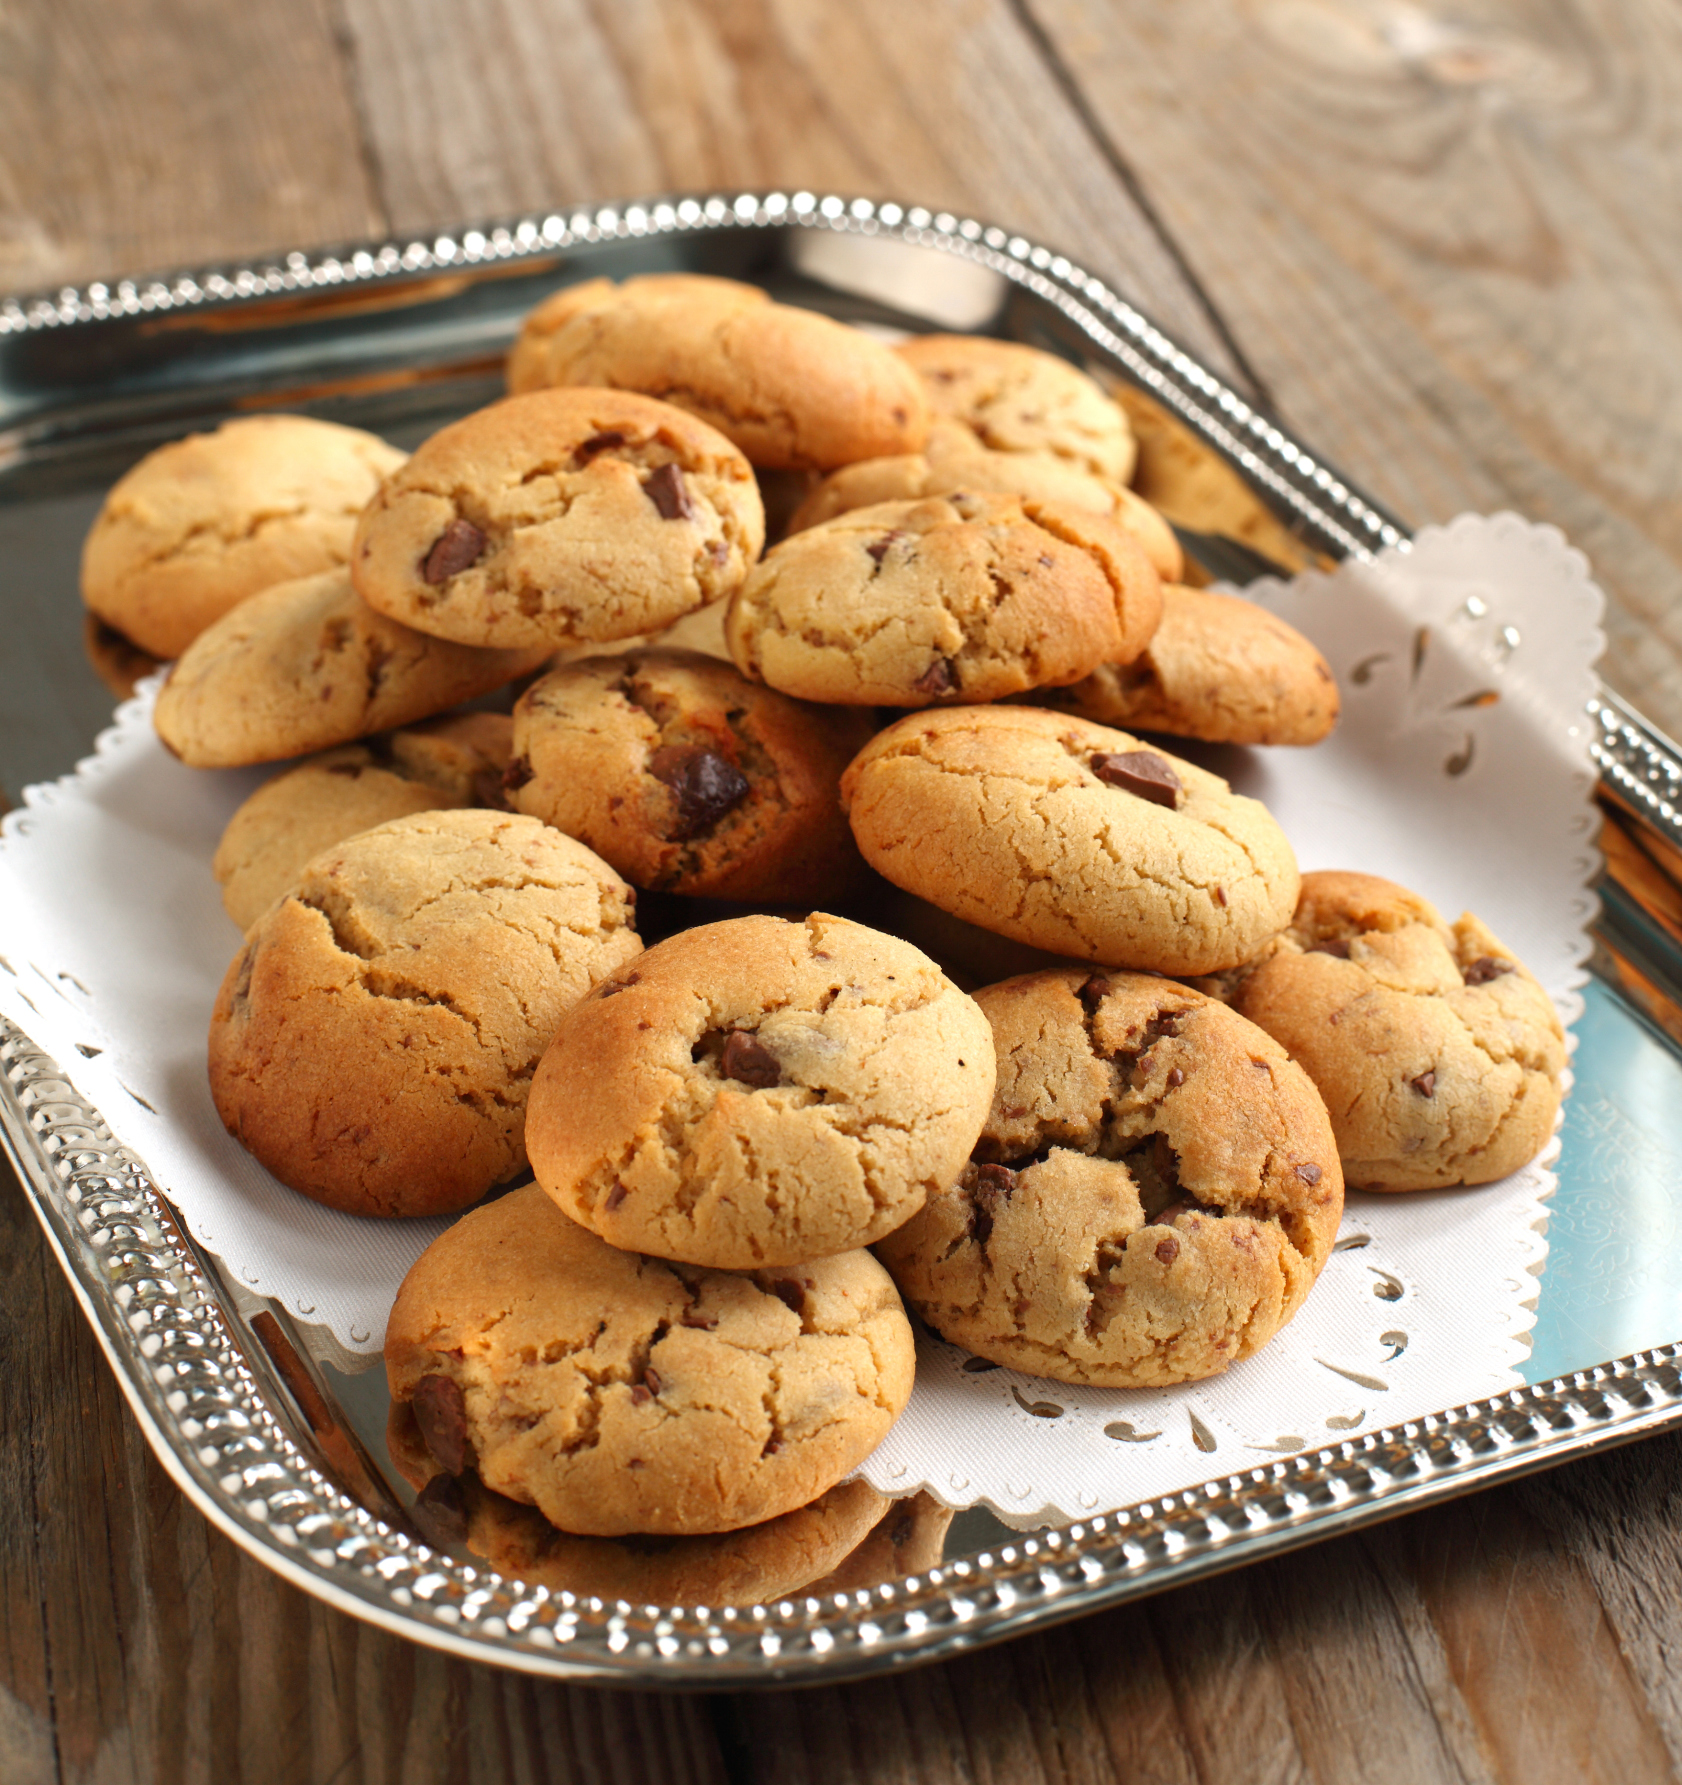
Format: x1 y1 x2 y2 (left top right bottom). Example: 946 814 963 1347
1043 585 1340 746
526 913 995 1268
384 1184 915 1536
806 1491 954 1594
505 273 928 470
897 336 1136 483
508 649 872 902
350 388 763 653
388 1401 887 1605
1228 871 1566 1190
153 567 547 769
787 429 1183 581
841 706 1300 975
212 714 514 930
876 970 1343 1387
81 414 407 660
725 493 1163 707
208 810 640 1217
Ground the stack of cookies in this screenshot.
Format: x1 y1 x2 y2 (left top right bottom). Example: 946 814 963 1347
72 272 1566 1594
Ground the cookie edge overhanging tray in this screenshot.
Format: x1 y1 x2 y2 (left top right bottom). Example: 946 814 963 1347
4 192 1682 1688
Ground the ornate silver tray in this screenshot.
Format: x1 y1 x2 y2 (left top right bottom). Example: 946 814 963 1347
5 193 1682 1686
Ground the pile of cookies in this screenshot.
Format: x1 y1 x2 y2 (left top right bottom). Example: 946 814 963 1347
75 272 1567 1597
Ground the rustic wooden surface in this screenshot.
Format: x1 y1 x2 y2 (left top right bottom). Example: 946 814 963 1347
6 1 1682 1779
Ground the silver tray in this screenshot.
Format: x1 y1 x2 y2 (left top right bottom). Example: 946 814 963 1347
6 192 1682 1687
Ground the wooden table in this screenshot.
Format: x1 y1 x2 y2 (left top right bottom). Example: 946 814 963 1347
6 3 1682 1778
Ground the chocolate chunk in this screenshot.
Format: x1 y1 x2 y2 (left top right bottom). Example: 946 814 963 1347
1090 750 1181 810
596 971 640 999
502 755 535 793
866 531 903 564
604 1182 630 1211
1410 1071 1437 1098
1154 1235 1180 1265
630 1382 652 1406
1462 955 1514 986
649 745 750 841
411 1373 470 1477
421 518 487 585
680 1308 718 1331
578 429 627 458
913 658 958 698
967 1162 1016 1245
972 1163 1017 1196
412 1472 468 1547
1311 937 1351 958
643 1367 663 1397
1166 1067 1185 1088
721 1029 782 1089
1295 1162 1323 1186
764 1437 783 1456
472 766 513 811
1215 886 1228 907
1078 975 1112 1009
768 1277 805 1315
643 462 697 521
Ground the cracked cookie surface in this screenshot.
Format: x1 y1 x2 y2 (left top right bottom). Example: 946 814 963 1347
351 388 765 652
786 424 1182 580
209 810 640 1217
875 969 1343 1387
896 336 1137 483
384 1185 915 1536
726 492 1162 707
505 273 928 470
81 413 407 660
527 913 995 1268
509 648 871 902
153 567 547 769
841 705 1300 975
387 1399 889 1602
213 713 515 930
1042 585 1341 746
1228 871 1566 1190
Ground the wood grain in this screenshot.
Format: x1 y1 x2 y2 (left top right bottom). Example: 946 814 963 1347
1025 0 1682 735
0 0 379 289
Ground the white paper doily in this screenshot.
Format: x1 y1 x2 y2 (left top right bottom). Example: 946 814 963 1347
0 514 1604 1523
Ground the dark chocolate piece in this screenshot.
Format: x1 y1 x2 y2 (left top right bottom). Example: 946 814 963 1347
1462 955 1514 986
721 1029 782 1089
643 462 697 522
1090 749 1181 810
1410 1071 1437 1098
912 658 958 698
411 1373 470 1477
421 518 487 585
649 745 750 841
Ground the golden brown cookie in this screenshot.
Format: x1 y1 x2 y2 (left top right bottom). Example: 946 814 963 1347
805 1492 955 1594
508 649 872 903
527 913 995 1268
81 414 406 659
152 567 546 769
1228 872 1567 1190
841 706 1300 975
726 492 1162 707
384 1184 914 1536
506 273 928 470
897 336 1136 482
1043 585 1339 746
876 970 1344 1387
208 810 640 1217
388 1400 888 1605
787 426 1182 581
212 714 514 930
350 388 764 653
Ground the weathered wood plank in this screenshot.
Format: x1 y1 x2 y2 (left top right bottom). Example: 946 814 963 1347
332 0 1246 388
0 0 380 292
1026 0 1682 734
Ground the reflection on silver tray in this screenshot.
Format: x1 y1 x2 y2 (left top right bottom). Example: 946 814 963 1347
5 193 1682 1684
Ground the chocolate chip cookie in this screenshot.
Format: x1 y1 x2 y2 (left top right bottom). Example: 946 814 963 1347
725 492 1163 707
1228 871 1566 1190
1043 585 1340 746
81 413 407 661
351 388 764 652
209 810 640 1217
384 1184 915 1536
152 567 546 769
212 714 514 930
876 969 1343 1386
897 335 1136 483
841 706 1300 975
787 428 1182 581
388 1399 888 1603
526 913 995 1268
506 273 928 470
508 648 871 902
